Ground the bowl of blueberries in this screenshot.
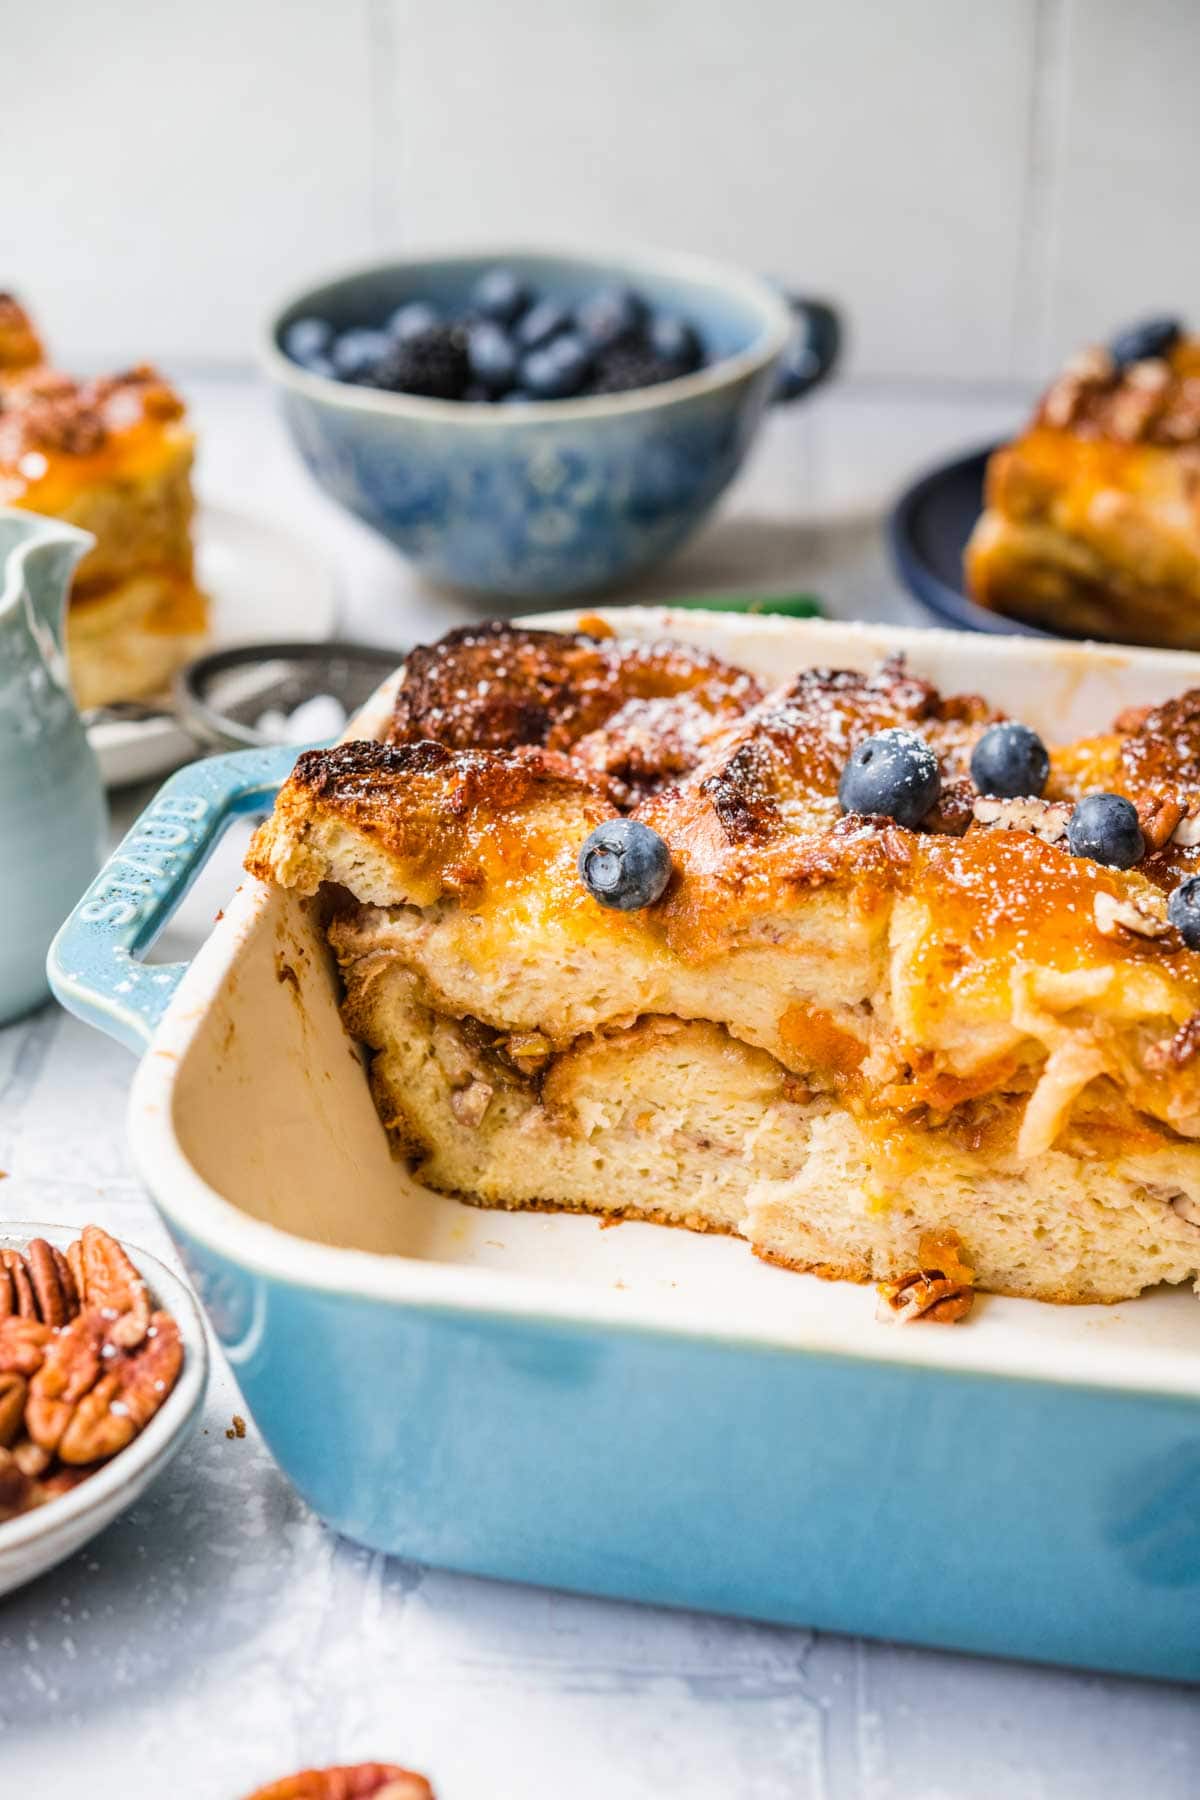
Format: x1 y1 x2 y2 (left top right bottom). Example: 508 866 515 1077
265 248 841 597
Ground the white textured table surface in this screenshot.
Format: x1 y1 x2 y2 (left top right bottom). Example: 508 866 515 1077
3 376 1199 1800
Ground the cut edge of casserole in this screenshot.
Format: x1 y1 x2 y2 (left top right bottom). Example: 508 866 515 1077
247 622 1200 1305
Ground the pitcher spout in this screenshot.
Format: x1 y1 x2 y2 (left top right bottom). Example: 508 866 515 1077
0 505 95 660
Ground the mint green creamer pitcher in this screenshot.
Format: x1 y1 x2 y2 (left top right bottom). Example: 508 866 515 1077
0 508 107 1023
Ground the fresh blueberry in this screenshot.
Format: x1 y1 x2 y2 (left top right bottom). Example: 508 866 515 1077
517 298 571 351
648 315 702 373
500 389 533 405
1110 316 1183 368
1168 876 1200 948
970 721 1050 799
283 317 333 366
388 300 441 343
330 328 390 381
577 286 649 352
1066 794 1143 868
578 819 672 910
837 728 941 829
467 321 518 394
519 333 592 400
472 267 530 327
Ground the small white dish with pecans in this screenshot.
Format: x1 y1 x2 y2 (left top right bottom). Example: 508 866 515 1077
0 1224 208 1598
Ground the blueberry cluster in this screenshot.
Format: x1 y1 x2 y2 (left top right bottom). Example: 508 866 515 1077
282 266 707 404
571 708 1200 951
835 718 1200 947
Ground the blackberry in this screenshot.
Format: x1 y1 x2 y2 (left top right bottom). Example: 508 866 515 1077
371 326 470 400
590 346 680 395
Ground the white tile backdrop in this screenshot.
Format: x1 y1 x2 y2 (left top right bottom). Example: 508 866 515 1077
0 0 1197 379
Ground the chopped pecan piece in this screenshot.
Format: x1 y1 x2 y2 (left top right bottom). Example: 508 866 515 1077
242 1764 434 1800
877 1230 976 1325
971 795 1071 844
924 777 975 837
1145 1012 1200 1072
1136 795 1185 852
1093 890 1172 941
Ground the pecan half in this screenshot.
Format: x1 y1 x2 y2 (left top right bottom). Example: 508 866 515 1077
25 1310 106 1452
0 1315 51 1375
877 1230 976 1325
77 1223 151 1348
1 1250 37 1320
26 1238 79 1328
242 1765 434 1800
0 1374 27 1447
57 1311 182 1465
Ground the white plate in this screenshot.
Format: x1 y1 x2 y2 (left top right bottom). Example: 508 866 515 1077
88 504 338 789
0 1226 208 1599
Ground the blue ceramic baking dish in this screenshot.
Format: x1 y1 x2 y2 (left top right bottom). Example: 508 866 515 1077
48 609 1200 1683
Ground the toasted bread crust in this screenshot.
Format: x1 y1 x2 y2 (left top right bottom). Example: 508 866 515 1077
389 619 763 775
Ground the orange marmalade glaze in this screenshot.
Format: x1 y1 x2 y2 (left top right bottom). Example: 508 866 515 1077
902 828 1200 1022
778 1004 866 1085
0 368 191 511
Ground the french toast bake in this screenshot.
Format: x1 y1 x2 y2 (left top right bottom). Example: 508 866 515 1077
0 296 208 707
0 293 44 377
248 620 1200 1305
966 321 1200 646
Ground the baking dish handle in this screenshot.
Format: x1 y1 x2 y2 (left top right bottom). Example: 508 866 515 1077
47 744 301 1054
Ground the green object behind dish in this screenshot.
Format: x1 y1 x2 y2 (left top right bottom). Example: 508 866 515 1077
671 591 823 618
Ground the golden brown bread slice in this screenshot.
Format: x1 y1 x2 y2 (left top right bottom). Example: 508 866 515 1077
0 356 208 704
966 339 1200 646
247 626 1200 1303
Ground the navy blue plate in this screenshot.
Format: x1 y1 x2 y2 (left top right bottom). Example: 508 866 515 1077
888 442 1053 639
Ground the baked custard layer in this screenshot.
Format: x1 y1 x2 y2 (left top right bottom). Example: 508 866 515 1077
247 623 1200 1303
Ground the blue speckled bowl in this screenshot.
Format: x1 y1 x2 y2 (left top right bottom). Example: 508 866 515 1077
263 249 798 597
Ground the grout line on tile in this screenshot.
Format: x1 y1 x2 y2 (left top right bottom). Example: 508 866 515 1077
1011 0 1072 379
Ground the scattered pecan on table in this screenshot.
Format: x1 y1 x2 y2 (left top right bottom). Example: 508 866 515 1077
0 1224 183 1522
242 1764 434 1800
876 1230 977 1325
